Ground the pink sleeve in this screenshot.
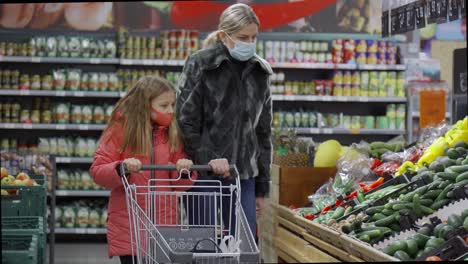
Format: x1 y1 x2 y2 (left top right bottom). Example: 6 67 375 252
169 147 197 190
90 129 124 190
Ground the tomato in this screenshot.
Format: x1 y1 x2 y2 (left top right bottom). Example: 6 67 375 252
425 256 442 261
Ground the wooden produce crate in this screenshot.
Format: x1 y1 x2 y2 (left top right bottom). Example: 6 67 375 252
340 234 398 262
271 165 336 207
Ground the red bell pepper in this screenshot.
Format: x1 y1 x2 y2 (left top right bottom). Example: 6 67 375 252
305 214 316 220
321 205 332 214
335 199 343 207
373 161 401 177
368 177 385 190
370 158 383 170
346 190 358 200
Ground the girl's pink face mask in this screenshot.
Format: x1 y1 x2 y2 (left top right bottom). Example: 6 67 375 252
151 106 173 127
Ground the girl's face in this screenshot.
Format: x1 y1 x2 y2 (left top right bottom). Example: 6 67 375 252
221 22 258 49
150 91 176 118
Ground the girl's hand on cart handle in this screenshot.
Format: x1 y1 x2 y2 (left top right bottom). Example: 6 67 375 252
208 158 231 177
123 158 142 173
176 159 193 172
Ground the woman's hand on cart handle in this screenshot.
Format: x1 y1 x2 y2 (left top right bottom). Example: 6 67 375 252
123 158 142 173
208 158 231 178
176 159 193 172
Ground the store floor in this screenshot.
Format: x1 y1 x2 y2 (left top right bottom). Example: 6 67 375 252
48 243 119 264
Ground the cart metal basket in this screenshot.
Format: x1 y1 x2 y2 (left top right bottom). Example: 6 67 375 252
121 164 259 264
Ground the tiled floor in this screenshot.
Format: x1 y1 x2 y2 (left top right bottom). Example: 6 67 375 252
47 243 120 264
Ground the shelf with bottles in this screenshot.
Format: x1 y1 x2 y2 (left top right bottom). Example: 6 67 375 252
273 103 407 132
56 169 103 191
270 70 406 98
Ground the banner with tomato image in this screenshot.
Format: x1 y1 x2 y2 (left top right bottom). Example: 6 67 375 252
0 1 382 34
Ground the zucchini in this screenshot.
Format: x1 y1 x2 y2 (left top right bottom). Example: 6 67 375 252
463 158 468 165
431 199 451 210
447 165 468 173
434 172 458 181
447 191 455 198
406 239 419 258
434 224 449 238
394 250 411 261
357 190 365 203
413 233 430 248
402 186 429 202
341 224 353 234
422 189 443 200
332 206 345 220
437 180 451 189
453 141 468 149
425 237 445 249
372 213 387 221
375 213 397 227
462 209 468 219
456 171 468 183
384 241 408 256
365 205 385 216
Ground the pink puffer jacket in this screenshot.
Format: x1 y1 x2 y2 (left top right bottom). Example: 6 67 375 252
90 122 197 258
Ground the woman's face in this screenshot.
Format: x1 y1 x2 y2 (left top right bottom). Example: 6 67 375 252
221 22 258 49
150 91 175 117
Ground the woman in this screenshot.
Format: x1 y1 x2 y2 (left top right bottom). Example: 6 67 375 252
176 3 272 236
90 76 196 264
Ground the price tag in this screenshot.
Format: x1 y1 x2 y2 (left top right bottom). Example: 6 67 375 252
121 59 133 65
76 229 86 234
56 91 66 97
167 60 176 66
78 124 89 130
58 157 72 163
322 96 332 102
19 90 30 96
56 124 66 130
73 91 85 97
90 58 101 64
350 129 361 135
141 60 151 65
5 123 15 129
22 124 33 129
420 89 446 128
119 92 126 97
309 128 319 134
359 97 369 102
336 96 347 102
323 128 333 134
31 57 41 63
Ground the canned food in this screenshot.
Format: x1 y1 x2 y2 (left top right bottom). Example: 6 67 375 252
56 103 70 124
366 40 378 53
20 109 30 123
318 52 326 63
294 112 301 127
31 75 41 90
11 70 20 90
328 114 340 128
19 74 30 90
82 105 93 124
94 106 105 124
378 72 387 96
396 104 406 118
88 73 99 92
356 52 367 64
367 52 378 65
368 76 378 96
344 39 355 63
71 105 82 124
31 110 40 123
352 71 361 85
301 112 309 127
99 73 108 91
285 112 294 127
320 42 329 52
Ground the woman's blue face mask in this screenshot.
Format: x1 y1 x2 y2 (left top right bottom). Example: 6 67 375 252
225 32 256 61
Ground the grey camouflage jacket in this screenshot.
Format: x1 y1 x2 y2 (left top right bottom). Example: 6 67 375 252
176 41 273 197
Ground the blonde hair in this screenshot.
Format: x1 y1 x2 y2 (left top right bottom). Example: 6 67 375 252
203 3 260 48
103 76 180 156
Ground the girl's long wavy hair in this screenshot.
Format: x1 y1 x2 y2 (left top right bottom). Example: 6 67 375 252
103 76 180 156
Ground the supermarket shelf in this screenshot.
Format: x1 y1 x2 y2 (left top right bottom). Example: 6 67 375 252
0 56 119 64
0 123 106 130
0 89 122 98
55 190 110 197
56 157 94 164
272 95 407 103
412 112 451 118
0 56 405 71
51 228 107 235
294 128 406 135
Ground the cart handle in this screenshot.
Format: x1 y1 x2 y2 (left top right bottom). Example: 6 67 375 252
140 164 236 172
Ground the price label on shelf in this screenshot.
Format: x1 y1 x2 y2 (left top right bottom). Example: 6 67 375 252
5 123 15 129
119 92 126 97
121 59 133 65
22 124 33 129
142 60 152 65
19 90 30 96
322 128 333 134
350 129 361 134
322 96 333 102
31 57 41 63
78 125 89 130
55 91 66 97
167 60 177 66
73 91 85 97
359 97 369 102
76 229 87 234
90 58 101 64
56 124 66 130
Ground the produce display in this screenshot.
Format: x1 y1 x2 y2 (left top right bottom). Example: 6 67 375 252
0 36 116 58
290 116 468 262
52 200 107 229
273 104 406 130
0 98 114 125
272 129 312 167
57 169 103 191
1 170 40 196
269 70 405 97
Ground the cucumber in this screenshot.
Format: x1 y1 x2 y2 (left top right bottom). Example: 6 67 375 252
365 205 385 216
420 205 434 215
455 147 467 156
392 203 413 211
456 171 468 183
447 165 468 173
357 190 365 203
425 237 445 248
332 206 345 220
372 213 387 221
422 189 443 200
453 141 468 149
447 149 461 159
413 233 430 248
439 225 455 238
341 224 353 234
358 229 382 239
384 241 408 256
456 157 464 165
463 158 468 165
454 179 468 187
344 206 354 216
431 199 451 210
462 209 468 219
406 239 419 258
394 250 411 261
375 213 397 227
420 199 434 207
435 184 453 202
417 226 432 236
447 191 455 198
435 172 458 181
390 223 401 232
434 224 449 238
413 194 422 217
381 208 395 216
464 217 468 232
429 161 445 173
402 186 429 202
358 234 371 243
447 214 463 228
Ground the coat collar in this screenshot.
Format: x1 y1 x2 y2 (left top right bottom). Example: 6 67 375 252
200 41 273 75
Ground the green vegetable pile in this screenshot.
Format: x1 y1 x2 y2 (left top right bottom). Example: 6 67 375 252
383 209 468 261
369 140 405 159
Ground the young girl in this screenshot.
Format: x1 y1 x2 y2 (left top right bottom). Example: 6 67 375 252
90 76 197 264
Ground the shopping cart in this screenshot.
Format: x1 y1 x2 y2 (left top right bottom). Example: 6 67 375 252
120 164 259 264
